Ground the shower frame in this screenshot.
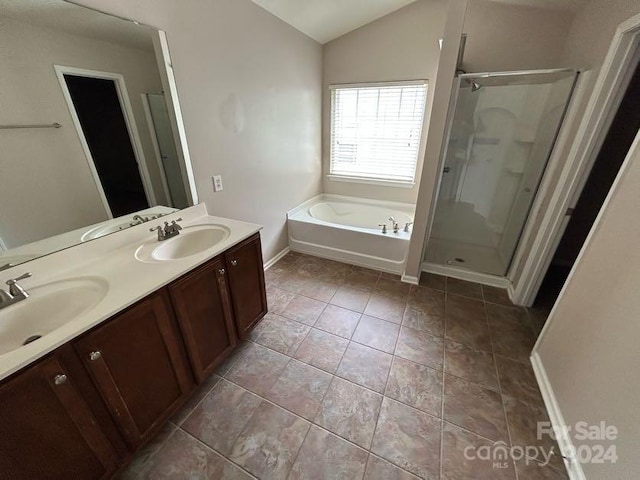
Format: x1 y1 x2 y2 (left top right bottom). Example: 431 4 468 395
421 68 579 288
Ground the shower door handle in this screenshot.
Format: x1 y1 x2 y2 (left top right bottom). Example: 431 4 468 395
443 166 451 173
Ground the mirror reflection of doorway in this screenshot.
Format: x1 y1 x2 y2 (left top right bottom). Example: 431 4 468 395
57 67 154 218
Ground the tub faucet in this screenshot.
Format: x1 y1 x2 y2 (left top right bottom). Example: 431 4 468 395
0 272 32 310
404 222 413 232
389 217 399 234
378 224 388 234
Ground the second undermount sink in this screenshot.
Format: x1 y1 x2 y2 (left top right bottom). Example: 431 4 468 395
135 224 231 263
0 276 108 356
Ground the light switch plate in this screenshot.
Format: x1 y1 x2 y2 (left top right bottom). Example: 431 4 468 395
212 175 223 192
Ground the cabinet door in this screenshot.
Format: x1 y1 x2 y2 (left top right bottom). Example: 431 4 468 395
224 234 268 338
169 256 237 382
74 292 192 449
0 356 118 480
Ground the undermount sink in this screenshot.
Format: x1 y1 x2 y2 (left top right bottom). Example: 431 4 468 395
135 224 231 263
0 276 108 356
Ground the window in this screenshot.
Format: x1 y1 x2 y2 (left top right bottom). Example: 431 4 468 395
329 81 428 184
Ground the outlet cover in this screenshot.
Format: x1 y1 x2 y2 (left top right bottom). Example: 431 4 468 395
212 175 223 192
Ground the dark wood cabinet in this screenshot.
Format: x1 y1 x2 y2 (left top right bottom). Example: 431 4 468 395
169 256 237 382
74 292 193 449
0 233 268 479
0 355 118 480
224 234 267 338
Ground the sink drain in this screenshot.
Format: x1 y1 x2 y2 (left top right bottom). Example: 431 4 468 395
23 335 42 346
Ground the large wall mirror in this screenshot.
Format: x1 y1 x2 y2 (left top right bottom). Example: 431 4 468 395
0 0 197 271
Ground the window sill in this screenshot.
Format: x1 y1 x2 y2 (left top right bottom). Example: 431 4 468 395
327 175 416 189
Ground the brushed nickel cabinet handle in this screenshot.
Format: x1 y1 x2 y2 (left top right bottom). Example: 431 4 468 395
230 259 238 266
89 351 102 361
219 268 226 275
54 374 68 385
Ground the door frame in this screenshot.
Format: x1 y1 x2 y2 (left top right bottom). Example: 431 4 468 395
54 65 157 218
141 93 173 206
509 12 640 306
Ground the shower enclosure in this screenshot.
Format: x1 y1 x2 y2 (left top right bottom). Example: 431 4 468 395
425 69 578 277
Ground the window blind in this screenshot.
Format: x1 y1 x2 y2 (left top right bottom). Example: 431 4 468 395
329 81 428 183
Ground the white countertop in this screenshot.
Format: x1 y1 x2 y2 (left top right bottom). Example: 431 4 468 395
0 204 262 382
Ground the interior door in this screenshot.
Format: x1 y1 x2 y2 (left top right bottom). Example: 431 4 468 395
64 74 149 217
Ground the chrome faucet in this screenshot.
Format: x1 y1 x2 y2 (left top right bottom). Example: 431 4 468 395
404 222 413 232
0 272 32 310
378 224 388 234
150 218 183 241
389 217 399 234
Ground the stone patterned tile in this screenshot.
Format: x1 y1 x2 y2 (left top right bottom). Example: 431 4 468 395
371 398 441 479
489 317 536 363
385 357 442 417
442 422 516 480
171 373 221 425
496 355 544 406
228 401 310 479
444 374 509 442
444 340 499 391
280 294 327 325
503 396 564 472
119 421 177 479
419 272 446 291
403 292 445 337
315 305 361 338
374 277 411 301
445 295 492 352
294 328 349 373
315 377 382 449
298 279 341 303
264 268 282 285
515 459 570 480
446 277 483 300
528 309 550 337
482 285 513 305
330 285 371 312
289 425 368 479
343 269 381 290
364 455 421 480
364 293 406 324
336 342 393 393
265 360 332 420
270 252 299 273
273 271 311 294
352 315 400 353
215 342 251 377
266 286 297 314
182 380 262 456
226 343 290 396
254 314 310 355
409 284 445 305
395 326 444 370
486 303 530 326
135 429 251 479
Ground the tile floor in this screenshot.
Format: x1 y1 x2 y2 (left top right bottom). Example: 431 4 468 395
119 252 567 480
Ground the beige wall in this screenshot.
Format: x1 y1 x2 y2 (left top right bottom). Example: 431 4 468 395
0 15 164 249
462 0 574 72
74 0 323 262
535 132 640 478
322 0 447 204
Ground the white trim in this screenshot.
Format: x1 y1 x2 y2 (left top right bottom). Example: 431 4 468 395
0 237 7 253
329 79 427 90
152 31 198 206
421 262 510 288
54 65 157 215
401 274 419 285
264 246 290 270
510 12 640 306
531 352 585 480
141 93 173 205
326 175 415 189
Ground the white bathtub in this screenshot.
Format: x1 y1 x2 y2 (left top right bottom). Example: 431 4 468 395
287 194 416 274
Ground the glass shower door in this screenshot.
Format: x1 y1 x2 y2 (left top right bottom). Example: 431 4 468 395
425 69 577 276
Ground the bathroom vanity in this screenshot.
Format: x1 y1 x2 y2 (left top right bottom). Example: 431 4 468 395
0 208 267 479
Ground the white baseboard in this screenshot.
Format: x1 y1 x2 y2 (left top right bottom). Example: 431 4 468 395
507 282 517 304
264 246 290 270
401 274 419 285
530 352 585 480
